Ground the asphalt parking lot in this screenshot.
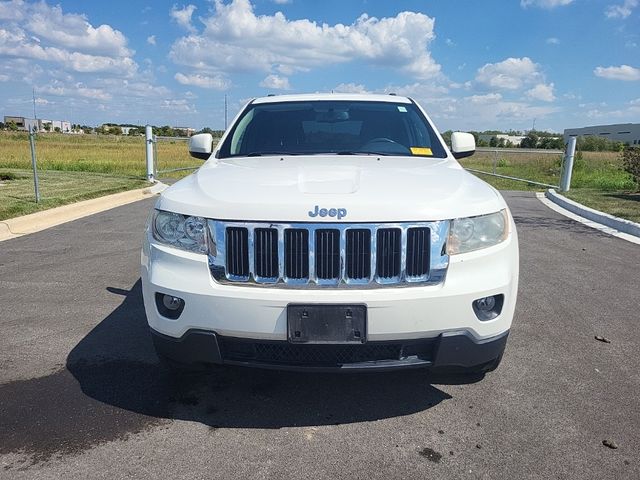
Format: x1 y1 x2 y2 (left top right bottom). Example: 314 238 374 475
0 191 638 479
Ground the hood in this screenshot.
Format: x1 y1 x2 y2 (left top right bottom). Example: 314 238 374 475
157 155 505 222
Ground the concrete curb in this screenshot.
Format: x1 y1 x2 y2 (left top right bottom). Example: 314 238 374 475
0 182 167 242
545 189 640 239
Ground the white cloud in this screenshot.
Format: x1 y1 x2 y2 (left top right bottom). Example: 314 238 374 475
467 93 503 104
259 74 291 90
0 74 8 81
546 37 560 44
0 2 138 77
521 0 574 8
160 99 197 113
594 64 640 81
147 35 156 45
170 0 441 80
0 29 138 76
333 83 371 94
630 98 640 105
526 83 556 102
175 72 230 89
476 57 541 90
170 4 197 32
605 0 638 18
39 83 112 101
25 3 132 57
34 97 49 105
272 0 292 4
0 0 25 21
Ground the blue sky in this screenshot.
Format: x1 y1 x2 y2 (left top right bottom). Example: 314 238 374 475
0 0 638 132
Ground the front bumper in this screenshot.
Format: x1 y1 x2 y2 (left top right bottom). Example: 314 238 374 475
141 216 518 371
151 327 510 372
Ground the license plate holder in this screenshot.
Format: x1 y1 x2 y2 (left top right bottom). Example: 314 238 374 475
287 304 367 344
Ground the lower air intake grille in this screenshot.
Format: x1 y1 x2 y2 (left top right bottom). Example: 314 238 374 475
220 338 436 367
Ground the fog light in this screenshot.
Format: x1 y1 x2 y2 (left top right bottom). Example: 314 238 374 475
163 295 182 311
472 294 504 321
155 292 185 319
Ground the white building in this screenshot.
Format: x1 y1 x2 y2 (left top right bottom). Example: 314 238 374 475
564 123 640 146
478 134 526 146
3 116 71 133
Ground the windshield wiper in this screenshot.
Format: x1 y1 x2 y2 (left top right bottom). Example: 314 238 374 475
335 151 392 156
245 151 300 157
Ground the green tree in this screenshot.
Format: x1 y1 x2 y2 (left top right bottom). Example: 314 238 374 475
7 121 18 131
440 130 452 146
621 146 640 191
520 132 539 149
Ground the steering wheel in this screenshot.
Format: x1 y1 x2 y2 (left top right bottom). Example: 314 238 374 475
362 137 400 146
360 137 411 154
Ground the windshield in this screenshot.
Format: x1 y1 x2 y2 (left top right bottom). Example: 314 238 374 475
218 100 447 159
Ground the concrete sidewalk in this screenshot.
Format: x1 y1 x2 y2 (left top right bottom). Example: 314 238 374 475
0 182 166 242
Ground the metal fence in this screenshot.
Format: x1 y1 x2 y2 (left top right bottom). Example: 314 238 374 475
145 125 203 181
460 141 576 190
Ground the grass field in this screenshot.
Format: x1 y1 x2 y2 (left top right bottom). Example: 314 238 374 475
0 132 637 222
0 169 148 221
0 131 205 177
460 150 635 191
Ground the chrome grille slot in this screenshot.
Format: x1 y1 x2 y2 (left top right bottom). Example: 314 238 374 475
209 220 450 288
315 229 340 281
225 227 249 279
406 227 430 278
346 229 371 280
376 228 401 280
285 229 309 280
254 228 278 280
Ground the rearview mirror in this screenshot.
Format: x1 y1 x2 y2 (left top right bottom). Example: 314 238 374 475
188 133 213 160
450 132 476 159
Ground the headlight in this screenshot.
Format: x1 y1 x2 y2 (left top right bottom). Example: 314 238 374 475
448 209 509 254
152 210 208 254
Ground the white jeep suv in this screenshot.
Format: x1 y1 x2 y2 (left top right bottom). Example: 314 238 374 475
141 93 519 374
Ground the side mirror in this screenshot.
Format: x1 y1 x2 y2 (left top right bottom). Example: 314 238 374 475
188 133 213 160
450 132 476 159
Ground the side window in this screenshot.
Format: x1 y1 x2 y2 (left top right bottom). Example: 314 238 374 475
230 109 255 155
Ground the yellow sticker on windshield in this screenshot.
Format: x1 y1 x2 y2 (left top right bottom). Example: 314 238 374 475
410 147 432 156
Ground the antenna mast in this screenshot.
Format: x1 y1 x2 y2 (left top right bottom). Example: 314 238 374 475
32 88 37 120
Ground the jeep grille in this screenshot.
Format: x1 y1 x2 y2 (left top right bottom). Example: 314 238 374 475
208 221 449 288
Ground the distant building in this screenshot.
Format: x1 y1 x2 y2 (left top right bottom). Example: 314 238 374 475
4 115 39 132
3 116 71 133
478 134 526 147
172 127 196 137
564 123 640 146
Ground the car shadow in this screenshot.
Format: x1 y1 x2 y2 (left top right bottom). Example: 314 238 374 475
66 280 481 430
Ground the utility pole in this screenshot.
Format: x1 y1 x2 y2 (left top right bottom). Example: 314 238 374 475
224 94 228 130
29 88 41 202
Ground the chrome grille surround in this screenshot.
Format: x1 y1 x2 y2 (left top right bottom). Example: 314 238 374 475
207 220 450 288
